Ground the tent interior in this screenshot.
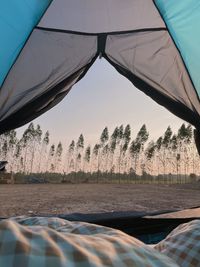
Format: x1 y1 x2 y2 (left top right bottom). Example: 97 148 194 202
1 1 200 266
0 58 200 245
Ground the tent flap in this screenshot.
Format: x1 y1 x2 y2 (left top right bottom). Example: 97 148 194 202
0 29 97 131
105 30 200 130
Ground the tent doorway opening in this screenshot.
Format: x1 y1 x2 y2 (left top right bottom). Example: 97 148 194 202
1 58 198 221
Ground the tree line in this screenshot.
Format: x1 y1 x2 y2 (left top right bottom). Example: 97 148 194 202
0 122 199 178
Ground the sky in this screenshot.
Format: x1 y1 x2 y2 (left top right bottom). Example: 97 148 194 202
17 58 185 147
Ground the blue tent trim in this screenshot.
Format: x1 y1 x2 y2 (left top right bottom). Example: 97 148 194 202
0 0 52 86
155 0 200 97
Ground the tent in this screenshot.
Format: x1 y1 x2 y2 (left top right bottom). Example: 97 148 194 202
1 1 200 150
0 0 200 244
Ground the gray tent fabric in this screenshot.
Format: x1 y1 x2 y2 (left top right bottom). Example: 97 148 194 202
0 29 97 123
1 0 200 153
105 31 200 122
38 0 165 33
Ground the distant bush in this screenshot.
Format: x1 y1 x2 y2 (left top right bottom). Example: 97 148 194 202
11 171 200 185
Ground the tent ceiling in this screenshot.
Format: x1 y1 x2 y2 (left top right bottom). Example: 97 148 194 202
39 0 165 33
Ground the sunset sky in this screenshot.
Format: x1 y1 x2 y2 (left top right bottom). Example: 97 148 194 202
17 58 185 146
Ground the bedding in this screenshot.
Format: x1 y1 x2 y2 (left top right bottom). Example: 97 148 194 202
155 219 200 267
0 216 178 267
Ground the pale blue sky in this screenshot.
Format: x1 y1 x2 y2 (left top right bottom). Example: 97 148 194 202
17 58 184 146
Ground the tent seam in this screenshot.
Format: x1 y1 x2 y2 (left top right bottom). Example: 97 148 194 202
35 26 167 36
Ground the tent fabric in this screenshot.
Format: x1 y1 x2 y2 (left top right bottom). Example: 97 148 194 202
0 29 97 120
105 31 200 129
38 0 165 33
0 0 52 87
155 0 200 96
1 1 200 150
106 31 198 110
0 29 97 130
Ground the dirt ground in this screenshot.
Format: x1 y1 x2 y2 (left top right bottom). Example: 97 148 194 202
0 183 200 217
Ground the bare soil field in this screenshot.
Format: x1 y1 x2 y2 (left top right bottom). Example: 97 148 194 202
0 183 200 217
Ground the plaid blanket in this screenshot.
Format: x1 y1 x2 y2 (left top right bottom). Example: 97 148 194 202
0 216 178 267
155 219 200 267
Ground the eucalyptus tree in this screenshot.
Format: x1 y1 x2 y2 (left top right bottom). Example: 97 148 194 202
76 153 82 173
118 125 124 141
121 124 131 173
14 140 23 173
1 137 8 161
191 132 200 176
69 158 75 173
144 141 156 175
170 134 180 176
161 126 173 175
116 124 124 173
30 124 42 173
20 157 24 172
66 140 75 173
177 124 193 179
47 144 55 172
55 142 63 172
99 126 109 171
21 123 35 173
102 144 109 172
84 145 91 172
38 131 50 173
7 130 18 172
129 140 139 174
0 130 16 161
154 127 172 176
92 144 100 173
0 132 9 160
178 123 192 143
75 134 84 171
129 124 149 175
155 136 162 175
8 130 17 148
0 133 6 156
100 127 109 146
109 126 119 172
